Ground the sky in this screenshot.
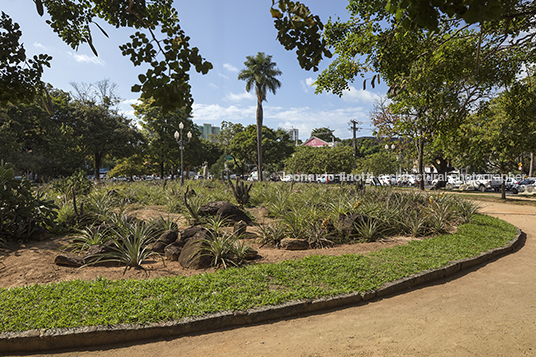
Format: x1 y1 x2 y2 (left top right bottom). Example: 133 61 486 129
4 0 389 141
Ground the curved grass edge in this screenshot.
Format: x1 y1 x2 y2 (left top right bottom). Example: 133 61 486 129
0 215 523 353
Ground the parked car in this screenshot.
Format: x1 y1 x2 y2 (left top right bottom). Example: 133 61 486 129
512 178 536 194
465 174 502 192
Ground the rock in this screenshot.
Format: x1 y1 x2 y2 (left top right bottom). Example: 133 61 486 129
280 238 309 250
55 254 84 267
179 225 205 242
152 230 178 253
83 244 115 265
216 202 252 224
198 201 252 224
158 230 178 245
164 242 182 261
151 242 168 253
29 226 50 241
243 247 258 260
198 201 229 216
338 213 370 236
178 230 213 269
233 220 248 237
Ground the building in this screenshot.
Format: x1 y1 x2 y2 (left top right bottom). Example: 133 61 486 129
288 128 299 145
197 123 220 142
302 136 337 147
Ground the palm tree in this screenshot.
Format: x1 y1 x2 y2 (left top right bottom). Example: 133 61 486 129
238 52 282 181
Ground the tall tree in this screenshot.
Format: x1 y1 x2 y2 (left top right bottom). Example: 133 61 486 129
133 98 202 179
70 80 140 182
310 127 340 143
238 53 282 181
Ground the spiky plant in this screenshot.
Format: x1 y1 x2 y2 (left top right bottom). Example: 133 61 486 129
353 217 384 242
100 221 163 273
62 224 112 253
453 197 482 224
400 211 428 237
427 199 454 234
257 220 287 247
200 232 240 269
202 216 232 236
306 222 333 249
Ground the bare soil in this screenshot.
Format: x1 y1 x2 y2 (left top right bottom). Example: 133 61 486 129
0 207 412 289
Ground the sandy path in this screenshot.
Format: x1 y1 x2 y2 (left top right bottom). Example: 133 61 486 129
10 200 536 357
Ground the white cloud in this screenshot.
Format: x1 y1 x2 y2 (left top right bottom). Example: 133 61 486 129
208 83 219 89
218 73 229 79
341 86 380 103
192 103 256 124
301 77 316 93
225 91 255 102
223 63 238 72
33 42 49 51
121 99 140 105
66 51 105 65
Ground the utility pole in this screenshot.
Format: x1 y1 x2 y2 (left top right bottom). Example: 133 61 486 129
349 120 362 167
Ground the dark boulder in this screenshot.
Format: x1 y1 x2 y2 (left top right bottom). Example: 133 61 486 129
280 238 309 250
178 230 213 269
55 254 84 267
164 242 183 261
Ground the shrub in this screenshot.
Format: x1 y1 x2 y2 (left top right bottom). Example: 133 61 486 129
0 161 57 241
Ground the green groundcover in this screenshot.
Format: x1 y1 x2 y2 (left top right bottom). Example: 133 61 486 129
0 214 517 333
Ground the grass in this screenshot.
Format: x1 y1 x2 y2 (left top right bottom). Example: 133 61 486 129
0 214 517 333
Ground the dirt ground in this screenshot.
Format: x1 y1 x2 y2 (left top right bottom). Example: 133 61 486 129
4 197 536 356
0 206 412 289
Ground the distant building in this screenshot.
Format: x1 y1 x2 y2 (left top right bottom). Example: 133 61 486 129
302 136 336 147
197 123 220 142
288 128 299 144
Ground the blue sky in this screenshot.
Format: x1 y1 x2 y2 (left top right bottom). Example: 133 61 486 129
4 1 388 140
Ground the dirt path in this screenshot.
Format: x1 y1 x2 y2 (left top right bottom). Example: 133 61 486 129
10 200 536 357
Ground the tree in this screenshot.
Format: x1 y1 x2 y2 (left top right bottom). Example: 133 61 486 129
238 52 282 181
3 1 331 112
0 86 86 179
310 127 340 143
284 146 354 174
0 12 51 105
1 1 213 112
451 77 536 199
228 124 294 175
133 98 202 179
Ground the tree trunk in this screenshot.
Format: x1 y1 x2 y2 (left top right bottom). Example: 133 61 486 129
256 94 264 182
160 161 165 179
501 168 506 199
417 138 425 191
530 152 534 177
94 152 102 183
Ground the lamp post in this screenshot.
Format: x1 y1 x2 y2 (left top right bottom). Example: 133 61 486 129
174 122 192 186
385 143 396 176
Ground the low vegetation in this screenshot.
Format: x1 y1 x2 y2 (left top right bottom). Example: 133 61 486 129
0 214 516 333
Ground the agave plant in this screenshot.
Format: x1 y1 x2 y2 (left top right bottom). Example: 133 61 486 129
62 224 111 253
306 221 333 249
148 213 180 232
200 232 240 269
353 217 384 242
400 211 428 237
453 197 482 224
202 215 232 236
257 220 287 247
427 199 454 234
100 221 163 273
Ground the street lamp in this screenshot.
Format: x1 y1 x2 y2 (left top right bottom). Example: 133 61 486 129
385 143 396 176
174 122 192 185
